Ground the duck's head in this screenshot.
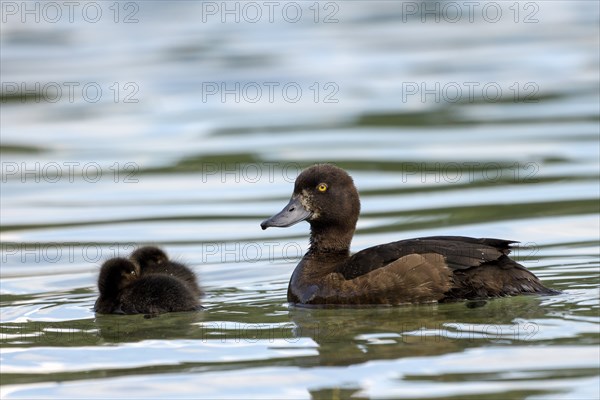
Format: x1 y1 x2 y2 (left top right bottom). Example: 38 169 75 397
98 258 140 295
130 246 168 269
261 164 360 232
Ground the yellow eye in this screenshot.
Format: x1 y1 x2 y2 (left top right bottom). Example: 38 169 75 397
317 183 328 192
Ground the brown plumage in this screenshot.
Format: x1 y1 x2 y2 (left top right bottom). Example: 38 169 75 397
130 246 203 297
261 164 559 306
94 255 202 315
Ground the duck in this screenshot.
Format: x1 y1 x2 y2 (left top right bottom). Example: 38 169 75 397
129 246 203 297
94 257 201 315
260 164 559 306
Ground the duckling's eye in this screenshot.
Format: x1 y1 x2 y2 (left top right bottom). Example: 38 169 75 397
317 183 328 192
130 270 136 276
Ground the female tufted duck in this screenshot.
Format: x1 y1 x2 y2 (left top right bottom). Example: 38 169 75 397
94 257 201 314
261 164 559 306
130 246 203 297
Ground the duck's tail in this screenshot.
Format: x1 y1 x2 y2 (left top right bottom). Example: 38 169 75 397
444 255 560 300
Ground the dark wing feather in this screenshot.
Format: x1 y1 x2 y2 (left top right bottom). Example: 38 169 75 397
338 236 517 280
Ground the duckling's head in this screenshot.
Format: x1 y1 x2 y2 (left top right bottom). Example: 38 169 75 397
261 164 360 231
98 258 140 296
130 246 169 269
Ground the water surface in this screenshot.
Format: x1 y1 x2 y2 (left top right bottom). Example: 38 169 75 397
1 2 599 399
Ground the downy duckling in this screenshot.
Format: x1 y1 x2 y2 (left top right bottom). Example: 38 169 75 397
94 257 201 314
129 246 202 297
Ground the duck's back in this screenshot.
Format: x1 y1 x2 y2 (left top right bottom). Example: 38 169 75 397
337 236 558 303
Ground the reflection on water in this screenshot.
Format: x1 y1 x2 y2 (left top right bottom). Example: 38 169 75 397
1 1 599 399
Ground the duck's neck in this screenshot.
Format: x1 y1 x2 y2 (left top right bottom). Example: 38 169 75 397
307 223 354 257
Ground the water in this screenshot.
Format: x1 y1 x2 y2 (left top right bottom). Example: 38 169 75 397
1 1 599 398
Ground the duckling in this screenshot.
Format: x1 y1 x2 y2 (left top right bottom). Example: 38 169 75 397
94 257 201 315
261 164 559 306
129 246 199 289
94 257 139 314
129 246 202 297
